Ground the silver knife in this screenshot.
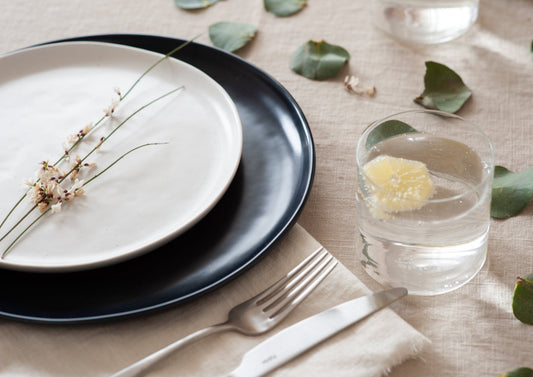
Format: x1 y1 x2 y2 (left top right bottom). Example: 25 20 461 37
223 287 407 377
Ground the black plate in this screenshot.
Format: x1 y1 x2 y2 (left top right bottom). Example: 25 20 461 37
0 34 314 323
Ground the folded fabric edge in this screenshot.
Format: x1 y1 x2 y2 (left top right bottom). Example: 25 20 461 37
381 335 431 376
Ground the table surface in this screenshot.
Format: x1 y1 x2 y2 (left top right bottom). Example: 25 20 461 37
1 0 532 376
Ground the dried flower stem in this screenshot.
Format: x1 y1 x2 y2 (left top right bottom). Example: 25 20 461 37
0 39 194 231
1 208 50 259
1 142 167 258
0 195 27 232
83 142 168 187
120 38 195 101
58 86 184 184
57 38 195 162
0 204 38 244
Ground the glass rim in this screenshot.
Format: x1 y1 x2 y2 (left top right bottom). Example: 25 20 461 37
356 109 495 205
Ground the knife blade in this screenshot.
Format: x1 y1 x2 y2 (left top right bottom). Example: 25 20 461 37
224 287 407 377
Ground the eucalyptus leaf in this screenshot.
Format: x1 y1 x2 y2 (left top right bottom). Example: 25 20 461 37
175 0 220 10
365 120 418 150
208 22 257 52
414 61 472 113
290 40 350 80
512 273 533 325
500 368 533 377
491 166 533 218
264 0 307 17
506 368 533 377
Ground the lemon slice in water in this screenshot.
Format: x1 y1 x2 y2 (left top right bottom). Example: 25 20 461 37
363 155 434 214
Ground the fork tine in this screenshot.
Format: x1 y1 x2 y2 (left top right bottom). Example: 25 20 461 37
271 257 337 317
264 254 337 318
258 248 330 308
254 246 327 304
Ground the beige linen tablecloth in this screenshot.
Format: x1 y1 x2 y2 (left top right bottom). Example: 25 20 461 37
0 0 532 376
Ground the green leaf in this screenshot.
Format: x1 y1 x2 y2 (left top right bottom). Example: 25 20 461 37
512 273 533 325
365 120 418 150
208 22 257 52
505 368 533 377
175 0 220 10
290 40 350 81
414 61 472 113
501 368 533 377
264 0 307 16
491 166 533 218
500 368 533 377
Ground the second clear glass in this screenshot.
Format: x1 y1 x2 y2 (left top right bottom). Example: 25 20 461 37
371 0 479 44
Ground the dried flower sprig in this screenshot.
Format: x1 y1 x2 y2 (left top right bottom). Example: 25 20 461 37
0 38 194 233
1 143 167 258
0 38 196 258
0 86 183 255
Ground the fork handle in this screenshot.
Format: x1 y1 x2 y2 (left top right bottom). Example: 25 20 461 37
109 321 233 377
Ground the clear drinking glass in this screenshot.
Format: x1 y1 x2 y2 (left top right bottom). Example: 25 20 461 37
371 0 479 44
356 110 494 295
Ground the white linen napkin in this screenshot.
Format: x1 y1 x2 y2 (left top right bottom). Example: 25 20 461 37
0 224 429 377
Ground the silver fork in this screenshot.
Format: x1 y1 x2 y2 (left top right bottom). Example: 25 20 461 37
110 247 337 377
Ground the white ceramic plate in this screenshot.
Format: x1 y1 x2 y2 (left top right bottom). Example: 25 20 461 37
0 42 242 271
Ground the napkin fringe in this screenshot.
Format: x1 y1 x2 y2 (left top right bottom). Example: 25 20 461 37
381 337 431 376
